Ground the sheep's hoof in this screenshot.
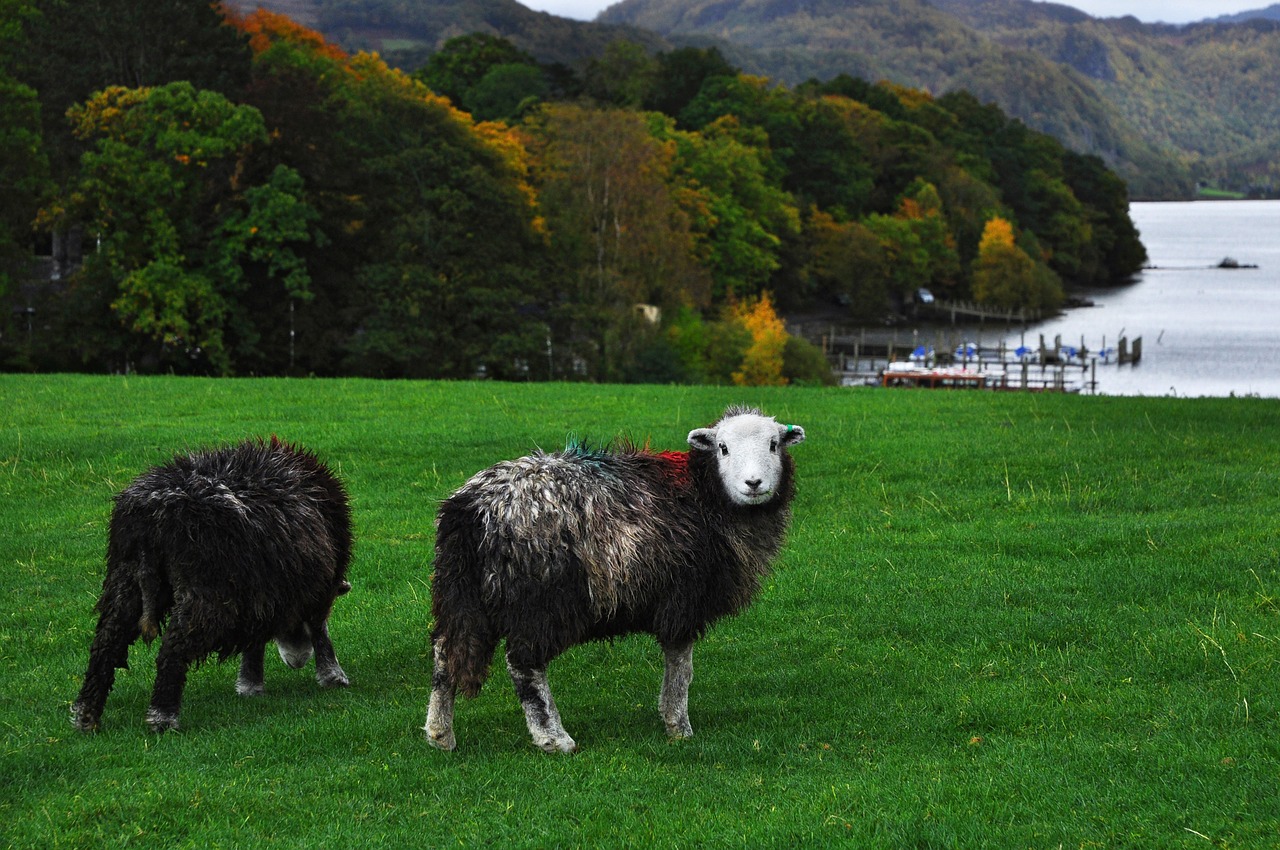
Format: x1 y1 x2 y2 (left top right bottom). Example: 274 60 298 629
145 708 180 733
534 735 578 754
139 617 159 644
71 703 99 733
236 678 265 697
317 668 350 689
664 721 694 739
425 727 456 751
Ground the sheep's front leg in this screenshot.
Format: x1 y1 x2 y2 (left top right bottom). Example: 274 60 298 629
659 640 694 739
424 637 457 751
506 654 577 753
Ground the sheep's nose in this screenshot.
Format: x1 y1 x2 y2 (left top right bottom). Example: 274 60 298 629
745 478 762 491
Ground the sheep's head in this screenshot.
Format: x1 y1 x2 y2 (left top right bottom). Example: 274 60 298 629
275 624 314 669
688 408 805 506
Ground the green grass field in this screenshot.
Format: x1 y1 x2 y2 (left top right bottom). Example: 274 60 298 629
2 374 1277 848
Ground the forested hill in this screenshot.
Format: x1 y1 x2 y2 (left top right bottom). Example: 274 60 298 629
220 0 669 68
4 1 1148 380
599 0 1280 199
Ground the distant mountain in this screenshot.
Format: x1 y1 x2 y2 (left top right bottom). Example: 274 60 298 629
929 1 1280 197
597 0 1188 197
1207 4 1280 24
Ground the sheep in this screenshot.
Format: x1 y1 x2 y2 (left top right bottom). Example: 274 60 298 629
423 405 806 753
71 437 353 733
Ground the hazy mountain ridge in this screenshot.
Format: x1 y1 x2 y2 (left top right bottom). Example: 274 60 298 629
1207 4 1280 24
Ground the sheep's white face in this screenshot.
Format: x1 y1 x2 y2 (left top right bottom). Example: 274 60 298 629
688 412 805 506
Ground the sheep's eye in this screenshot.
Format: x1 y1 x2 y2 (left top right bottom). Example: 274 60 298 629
769 439 778 453
718 442 729 456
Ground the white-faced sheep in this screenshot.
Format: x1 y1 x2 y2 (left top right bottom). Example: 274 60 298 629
424 406 806 752
72 437 353 733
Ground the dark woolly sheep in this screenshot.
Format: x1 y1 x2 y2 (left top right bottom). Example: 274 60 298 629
72 437 353 733
424 406 806 752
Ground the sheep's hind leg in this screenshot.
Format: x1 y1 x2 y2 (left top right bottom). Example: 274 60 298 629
236 643 266 696
506 654 577 753
310 621 349 688
147 597 225 732
424 637 457 751
72 590 143 732
659 640 694 739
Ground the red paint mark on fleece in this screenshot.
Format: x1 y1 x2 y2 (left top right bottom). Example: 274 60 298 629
655 450 691 484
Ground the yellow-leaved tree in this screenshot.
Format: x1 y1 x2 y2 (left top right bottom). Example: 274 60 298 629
731 291 788 386
971 216 1062 313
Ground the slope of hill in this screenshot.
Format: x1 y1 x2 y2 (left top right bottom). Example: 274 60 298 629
224 0 1280 199
596 0 1188 197
221 0 669 68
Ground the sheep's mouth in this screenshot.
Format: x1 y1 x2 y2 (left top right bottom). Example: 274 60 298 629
737 488 772 504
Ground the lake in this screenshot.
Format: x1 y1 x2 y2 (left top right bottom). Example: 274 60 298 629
1023 200 1280 398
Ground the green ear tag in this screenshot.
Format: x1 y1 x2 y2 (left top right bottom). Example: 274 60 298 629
786 424 794 433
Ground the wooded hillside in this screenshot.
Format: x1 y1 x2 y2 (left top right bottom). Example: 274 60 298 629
218 0 1280 199
2 1 1145 380
602 0 1280 198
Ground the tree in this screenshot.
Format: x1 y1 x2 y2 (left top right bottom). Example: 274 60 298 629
644 46 737 122
1063 150 1147 282
464 63 547 122
731 291 788 387
806 208 892 320
660 115 800 300
582 40 655 108
680 74 875 217
43 82 319 373
0 71 47 298
971 216 1062 313
414 33 537 108
528 103 709 380
235 13 549 378
19 0 251 176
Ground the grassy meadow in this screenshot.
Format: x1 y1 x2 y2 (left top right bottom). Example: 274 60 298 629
1 373 1277 848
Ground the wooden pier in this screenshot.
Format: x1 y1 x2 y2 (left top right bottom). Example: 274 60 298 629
807 326 1143 393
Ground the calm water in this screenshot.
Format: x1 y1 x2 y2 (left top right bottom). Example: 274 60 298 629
1023 200 1280 398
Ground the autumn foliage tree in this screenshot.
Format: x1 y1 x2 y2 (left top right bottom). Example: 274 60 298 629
236 10 548 378
731 291 788 387
971 216 1063 314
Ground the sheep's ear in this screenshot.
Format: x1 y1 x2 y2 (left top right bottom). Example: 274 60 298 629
779 423 805 446
688 428 717 451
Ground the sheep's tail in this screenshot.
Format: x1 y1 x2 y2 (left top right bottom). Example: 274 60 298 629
431 501 498 699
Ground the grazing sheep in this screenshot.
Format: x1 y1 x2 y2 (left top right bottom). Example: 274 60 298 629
72 437 353 733
424 406 806 752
